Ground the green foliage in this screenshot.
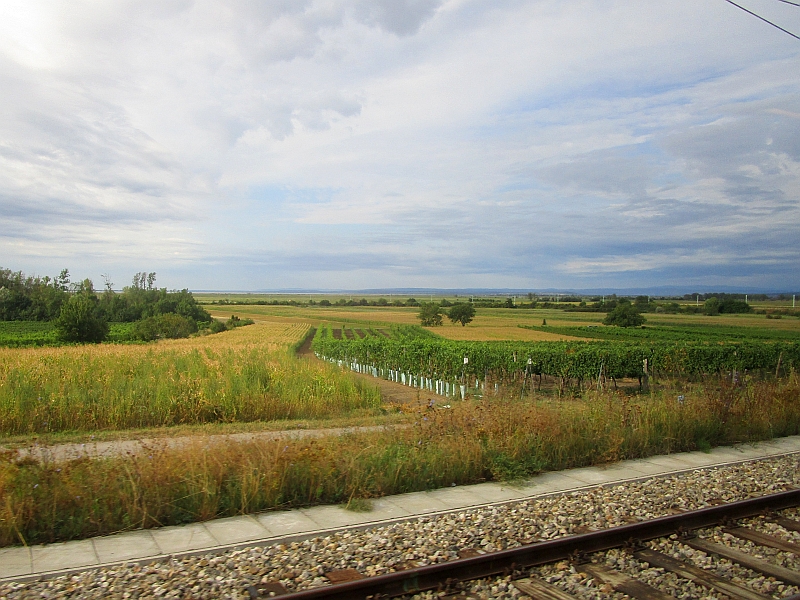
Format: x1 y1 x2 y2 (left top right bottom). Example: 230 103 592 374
522 322 799 342
312 328 800 381
0 267 69 321
225 314 255 329
55 291 109 343
703 297 720 315
418 302 443 326
603 303 646 327
200 315 255 335
209 319 227 333
388 324 439 340
448 303 476 326
0 322 136 347
98 273 210 324
0 321 59 347
132 314 198 341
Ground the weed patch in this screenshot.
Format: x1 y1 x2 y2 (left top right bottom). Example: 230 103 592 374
1 376 797 546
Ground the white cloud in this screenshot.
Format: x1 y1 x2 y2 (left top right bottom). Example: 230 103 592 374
1 0 799 290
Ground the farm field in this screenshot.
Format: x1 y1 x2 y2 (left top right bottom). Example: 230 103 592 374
0 321 381 439
205 303 800 342
1 300 799 547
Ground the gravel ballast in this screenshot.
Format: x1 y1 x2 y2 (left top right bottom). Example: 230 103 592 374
2 453 799 600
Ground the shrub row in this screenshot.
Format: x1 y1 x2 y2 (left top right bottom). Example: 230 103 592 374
312 325 800 380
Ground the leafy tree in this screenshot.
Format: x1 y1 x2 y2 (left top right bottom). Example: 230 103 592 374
55 286 108 343
603 303 646 327
418 302 443 326
448 303 476 326
703 297 720 316
0 267 69 320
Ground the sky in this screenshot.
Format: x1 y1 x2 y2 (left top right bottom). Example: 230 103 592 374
1 0 799 292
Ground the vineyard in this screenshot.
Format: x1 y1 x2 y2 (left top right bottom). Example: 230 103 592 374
0 321 136 347
520 323 800 342
312 324 800 393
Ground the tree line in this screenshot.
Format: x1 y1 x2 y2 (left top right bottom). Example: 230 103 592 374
0 267 247 343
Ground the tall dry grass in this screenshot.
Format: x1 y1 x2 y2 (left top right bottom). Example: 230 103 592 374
2 375 798 546
0 323 381 435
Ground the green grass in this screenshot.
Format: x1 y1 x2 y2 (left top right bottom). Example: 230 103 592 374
2 376 798 546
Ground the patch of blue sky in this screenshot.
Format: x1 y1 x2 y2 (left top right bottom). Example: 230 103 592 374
491 75 719 125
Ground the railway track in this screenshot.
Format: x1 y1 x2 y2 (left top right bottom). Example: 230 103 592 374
250 489 800 600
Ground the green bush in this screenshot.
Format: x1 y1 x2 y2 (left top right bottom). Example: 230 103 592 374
55 293 108 343
224 314 255 329
209 319 227 333
132 314 197 341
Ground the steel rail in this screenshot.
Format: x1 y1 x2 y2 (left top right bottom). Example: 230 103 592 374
276 488 800 599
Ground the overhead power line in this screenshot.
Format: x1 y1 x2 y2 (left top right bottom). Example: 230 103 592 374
774 0 800 7
722 0 800 40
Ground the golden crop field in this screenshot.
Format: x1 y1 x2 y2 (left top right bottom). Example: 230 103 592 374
206 305 598 340
207 303 800 339
0 321 381 437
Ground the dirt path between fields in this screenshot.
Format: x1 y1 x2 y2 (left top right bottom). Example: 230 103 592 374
7 329 444 463
8 424 404 463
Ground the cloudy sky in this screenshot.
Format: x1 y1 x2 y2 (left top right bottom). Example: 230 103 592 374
1 0 799 292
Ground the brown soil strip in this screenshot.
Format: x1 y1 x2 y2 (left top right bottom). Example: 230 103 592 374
333 328 342 339
344 328 355 339
11 425 405 463
295 327 316 355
